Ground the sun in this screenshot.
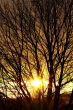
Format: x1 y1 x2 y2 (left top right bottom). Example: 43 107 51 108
27 77 48 97
31 78 42 89
30 77 48 90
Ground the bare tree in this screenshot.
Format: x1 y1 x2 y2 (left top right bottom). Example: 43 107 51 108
0 0 73 110
31 0 73 103
0 0 33 101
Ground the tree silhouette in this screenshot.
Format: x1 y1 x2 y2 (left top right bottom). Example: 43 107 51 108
0 0 73 110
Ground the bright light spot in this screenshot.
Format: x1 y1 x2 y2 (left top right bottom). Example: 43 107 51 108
29 77 48 97
31 78 42 89
30 77 48 91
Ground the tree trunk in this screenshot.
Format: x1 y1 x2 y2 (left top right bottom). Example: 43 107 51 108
53 86 60 110
47 73 53 103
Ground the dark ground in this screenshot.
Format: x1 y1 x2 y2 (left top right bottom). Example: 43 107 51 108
0 93 73 110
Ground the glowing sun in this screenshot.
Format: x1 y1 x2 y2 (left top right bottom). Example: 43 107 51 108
31 78 42 89
30 77 48 91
